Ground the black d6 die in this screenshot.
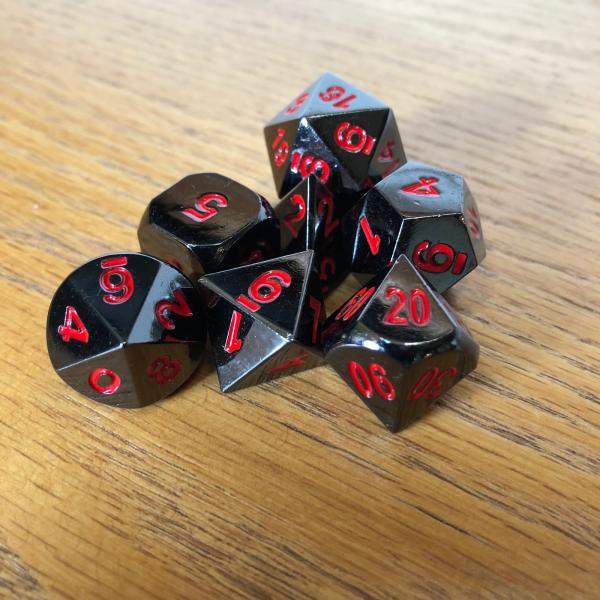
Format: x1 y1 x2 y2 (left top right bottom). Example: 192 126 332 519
343 161 485 293
264 72 406 209
138 173 280 283
276 175 349 296
323 256 478 432
47 253 206 408
198 250 325 392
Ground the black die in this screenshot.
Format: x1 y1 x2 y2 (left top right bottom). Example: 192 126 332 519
47 253 206 407
264 72 406 209
198 250 325 392
323 256 479 432
343 161 486 292
138 173 280 282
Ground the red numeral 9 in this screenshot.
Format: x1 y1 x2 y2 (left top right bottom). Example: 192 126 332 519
348 361 396 401
334 122 375 155
335 286 376 322
319 86 357 109
282 194 307 238
409 367 458 401
99 257 134 305
237 270 292 312
412 241 467 275
271 128 289 167
182 193 227 223
383 287 430 326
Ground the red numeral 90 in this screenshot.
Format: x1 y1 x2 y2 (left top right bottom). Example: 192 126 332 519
334 122 375 155
412 241 467 275
409 367 458 401
99 257 134 305
348 361 395 401
237 270 292 312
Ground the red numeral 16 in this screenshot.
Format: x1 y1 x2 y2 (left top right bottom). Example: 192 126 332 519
237 270 292 312
334 122 375 155
271 128 289 167
412 241 468 275
290 150 331 184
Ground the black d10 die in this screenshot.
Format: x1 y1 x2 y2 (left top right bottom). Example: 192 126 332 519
323 256 479 432
138 173 280 283
276 175 349 296
198 250 325 392
343 161 486 293
47 253 206 408
264 72 406 209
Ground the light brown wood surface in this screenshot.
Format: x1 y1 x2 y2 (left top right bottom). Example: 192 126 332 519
1 1 599 598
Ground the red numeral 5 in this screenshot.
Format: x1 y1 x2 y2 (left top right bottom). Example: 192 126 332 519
334 122 375 155
99 257 134 305
348 361 395 401
286 91 309 114
412 241 467 275
237 270 292 312
182 193 227 223
383 287 430 326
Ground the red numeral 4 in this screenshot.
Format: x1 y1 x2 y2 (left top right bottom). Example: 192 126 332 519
401 177 440 197
237 270 292 312
334 122 375 155
182 193 227 223
99 257 134 305
409 367 458 401
286 91 309 114
308 296 321 344
412 241 467 275
348 361 396 401
58 306 89 343
383 287 430 326
224 310 244 354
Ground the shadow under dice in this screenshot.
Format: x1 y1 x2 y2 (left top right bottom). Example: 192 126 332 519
47 253 206 408
264 72 407 209
198 250 325 392
323 255 479 432
343 160 486 292
138 173 280 283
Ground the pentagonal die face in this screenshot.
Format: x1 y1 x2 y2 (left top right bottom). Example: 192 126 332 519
323 256 479 431
344 161 486 292
47 253 206 407
138 173 280 282
264 72 406 208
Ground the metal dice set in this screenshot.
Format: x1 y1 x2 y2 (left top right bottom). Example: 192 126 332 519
47 72 485 432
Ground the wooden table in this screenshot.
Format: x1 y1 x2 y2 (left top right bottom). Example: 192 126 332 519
2 1 599 597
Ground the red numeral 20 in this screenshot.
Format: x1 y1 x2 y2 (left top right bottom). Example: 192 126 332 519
334 122 375 155
409 367 458 401
412 241 468 275
348 361 395 401
182 193 227 223
383 287 430 326
237 270 292 312
319 86 357 109
99 257 134 305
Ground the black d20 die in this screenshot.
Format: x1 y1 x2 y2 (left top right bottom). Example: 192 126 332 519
138 173 280 283
198 250 325 392
323 256 479 432
276 175 349 296
264 72 406 209
343 161 486 292
47 253 206 408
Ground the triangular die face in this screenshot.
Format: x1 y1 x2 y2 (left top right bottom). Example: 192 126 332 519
308 108 390 187
301 72 388 117
264 120 301 197
266 78 321 126
360 256 455 345
200 251 315 336
368 110 407 181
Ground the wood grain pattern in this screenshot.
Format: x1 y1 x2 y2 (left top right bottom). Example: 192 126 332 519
1 0 599 597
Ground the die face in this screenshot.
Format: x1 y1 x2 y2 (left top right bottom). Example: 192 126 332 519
265 73 406 205
138 173 280 280
47 253 206 407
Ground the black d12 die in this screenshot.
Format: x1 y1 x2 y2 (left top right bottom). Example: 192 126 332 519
198 250 325 392
47 253 206 408
323 256 479 432
264 72 406 209
275 175 349 296
138 173 280 283
343 161 486 293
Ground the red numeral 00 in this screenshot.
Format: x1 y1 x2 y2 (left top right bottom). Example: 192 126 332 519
237 270 292 312
348 361 395 401
99 257 134 305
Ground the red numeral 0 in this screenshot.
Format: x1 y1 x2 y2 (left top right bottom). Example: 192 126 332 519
182 193 227 223
348 362 396 401
237 270 292 312
334 122 375 155
99 257 134 305
383 287 430 326
88 368 121 395
412 241 468 275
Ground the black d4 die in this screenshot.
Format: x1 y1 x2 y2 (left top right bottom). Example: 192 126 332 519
198 250 325 392
138 173 280 283
47 253 206 408
264 72 406 209
323 256 479 432
344 161 486 292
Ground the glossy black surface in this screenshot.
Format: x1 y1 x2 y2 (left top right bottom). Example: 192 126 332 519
264 72 406 208
198 250 325 392
47 253 206 408
343 160 486 293
138 173 280 283
323 256 479 432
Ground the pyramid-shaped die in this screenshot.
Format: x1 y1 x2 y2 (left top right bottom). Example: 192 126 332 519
323 256 479 432
198 251 325 392
264 72 406 208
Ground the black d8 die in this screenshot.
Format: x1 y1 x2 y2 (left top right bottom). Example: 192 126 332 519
47 253 206 408
323 256 479 432
138 173 280 283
